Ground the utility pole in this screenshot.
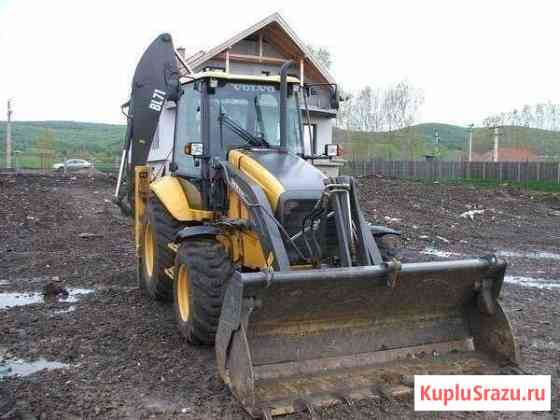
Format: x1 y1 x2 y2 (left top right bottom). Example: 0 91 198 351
493 126 500 162
468 123 474 162
433 129 440 158
6 99 13 169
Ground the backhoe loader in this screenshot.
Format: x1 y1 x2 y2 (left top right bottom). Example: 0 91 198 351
114 34 519 418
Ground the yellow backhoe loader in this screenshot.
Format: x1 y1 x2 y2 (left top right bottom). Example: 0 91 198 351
114 34 519 418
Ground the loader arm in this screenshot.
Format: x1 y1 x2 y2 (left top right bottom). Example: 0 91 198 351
216 159 290 271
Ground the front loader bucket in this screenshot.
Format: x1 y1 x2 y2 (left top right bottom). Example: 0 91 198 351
216 257 519 418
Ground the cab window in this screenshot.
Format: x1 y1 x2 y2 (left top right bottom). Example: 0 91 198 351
174 83 202 178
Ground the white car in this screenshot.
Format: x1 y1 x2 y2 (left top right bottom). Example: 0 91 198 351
52 159 93 171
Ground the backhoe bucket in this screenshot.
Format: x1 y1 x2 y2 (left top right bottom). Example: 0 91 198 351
216 257 519 418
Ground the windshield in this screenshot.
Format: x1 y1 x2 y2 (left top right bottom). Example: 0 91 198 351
209 81 303 154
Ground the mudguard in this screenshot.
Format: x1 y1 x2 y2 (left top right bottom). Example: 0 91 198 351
176 225 221 241
150 176 214 222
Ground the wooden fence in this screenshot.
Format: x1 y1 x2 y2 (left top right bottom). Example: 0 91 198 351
342 159 560 184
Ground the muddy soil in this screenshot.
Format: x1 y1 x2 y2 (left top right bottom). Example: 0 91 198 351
0 173 558 419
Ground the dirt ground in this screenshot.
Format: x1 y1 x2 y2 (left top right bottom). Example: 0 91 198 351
0 173 558 419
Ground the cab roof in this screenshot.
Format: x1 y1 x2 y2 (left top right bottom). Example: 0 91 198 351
180 71 300 85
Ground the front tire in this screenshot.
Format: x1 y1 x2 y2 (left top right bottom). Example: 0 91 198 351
138 197 181 301
174 238 233 345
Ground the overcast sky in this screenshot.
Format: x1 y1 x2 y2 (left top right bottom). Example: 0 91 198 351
1 0 559 126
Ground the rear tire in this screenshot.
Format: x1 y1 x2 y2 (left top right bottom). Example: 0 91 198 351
174 238 233 345
138 197 181 301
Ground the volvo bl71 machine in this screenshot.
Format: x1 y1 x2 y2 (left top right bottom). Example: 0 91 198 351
114 34 519 418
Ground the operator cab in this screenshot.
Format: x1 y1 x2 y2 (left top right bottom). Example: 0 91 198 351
172 72 304 180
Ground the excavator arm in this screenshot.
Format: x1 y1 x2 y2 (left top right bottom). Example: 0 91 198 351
114 33 181 216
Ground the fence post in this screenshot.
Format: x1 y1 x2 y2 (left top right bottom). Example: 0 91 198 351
482 162 486 180
536 162 540 181
498 162 502 183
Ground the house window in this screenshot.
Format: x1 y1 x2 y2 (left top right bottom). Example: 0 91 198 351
303 123 317 155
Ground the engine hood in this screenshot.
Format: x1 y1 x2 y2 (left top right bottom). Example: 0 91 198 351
228 149 326 210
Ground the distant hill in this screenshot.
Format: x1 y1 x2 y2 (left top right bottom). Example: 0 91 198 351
0 120 125 156
334 123 560 160
1 120 559 166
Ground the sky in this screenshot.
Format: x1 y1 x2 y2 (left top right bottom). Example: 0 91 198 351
1 0 559 126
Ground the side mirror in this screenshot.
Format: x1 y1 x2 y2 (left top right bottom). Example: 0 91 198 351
184 142 204 156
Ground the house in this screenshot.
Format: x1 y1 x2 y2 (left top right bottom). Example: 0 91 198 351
472 147 539 162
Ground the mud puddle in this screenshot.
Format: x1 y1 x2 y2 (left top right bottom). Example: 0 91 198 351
497 250 560 260
53 305 77 314
421 247 462 258
505 275 560 290
422 247 560 262
530 339 560 351
0 358 69 378
0 288 94 310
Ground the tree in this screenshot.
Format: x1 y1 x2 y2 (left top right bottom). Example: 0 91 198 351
521 105 533 127
391 81 424 130
334 79 425 159
34 129 56 169
355 86 373 131
535 103 545 129
306 45 332 70
336 86 352 129
482 115 502 128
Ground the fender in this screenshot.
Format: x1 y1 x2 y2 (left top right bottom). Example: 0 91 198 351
176 225 221 242
150 176 214 222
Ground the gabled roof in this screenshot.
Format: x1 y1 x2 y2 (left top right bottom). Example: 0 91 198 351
184 12 335 85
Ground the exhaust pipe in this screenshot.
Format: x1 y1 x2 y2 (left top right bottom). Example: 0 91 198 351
279 60 294 153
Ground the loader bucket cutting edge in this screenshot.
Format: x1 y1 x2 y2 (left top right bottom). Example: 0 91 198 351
216 257 519 418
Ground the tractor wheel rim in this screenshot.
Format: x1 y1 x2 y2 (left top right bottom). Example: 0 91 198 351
144 224 155 277
177 265 190 321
